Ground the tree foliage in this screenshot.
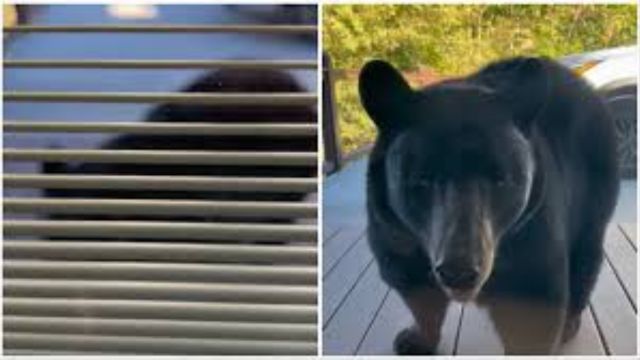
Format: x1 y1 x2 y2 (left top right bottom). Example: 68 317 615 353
324 5 637 153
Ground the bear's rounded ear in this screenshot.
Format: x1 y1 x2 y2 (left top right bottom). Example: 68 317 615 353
481 57 552 134
359 60 414 132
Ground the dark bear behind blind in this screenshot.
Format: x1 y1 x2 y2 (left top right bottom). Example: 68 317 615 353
42 68 316 224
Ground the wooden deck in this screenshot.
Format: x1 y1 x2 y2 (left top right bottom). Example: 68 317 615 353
322 156 637 355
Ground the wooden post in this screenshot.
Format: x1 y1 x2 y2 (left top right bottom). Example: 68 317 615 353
322 52 342 175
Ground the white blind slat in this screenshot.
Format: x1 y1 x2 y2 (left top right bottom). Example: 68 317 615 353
4 91 317 105
4 260 316 284
4 316 315 341
4 148 316 166
5 279 316 304
4 240 316 264
4 59 317 69
4 24 317 34
4 332 316 355
5 174 316 192
5 298 317 323
4 121 317 136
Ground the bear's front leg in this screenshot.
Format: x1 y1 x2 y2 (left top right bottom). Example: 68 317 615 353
484 295 566 354
395 286 449 355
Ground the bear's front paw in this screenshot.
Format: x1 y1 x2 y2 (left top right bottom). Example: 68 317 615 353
562 314 581 343
393 327 437 355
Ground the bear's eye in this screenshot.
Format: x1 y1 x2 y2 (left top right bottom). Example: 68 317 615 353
494 176 514 187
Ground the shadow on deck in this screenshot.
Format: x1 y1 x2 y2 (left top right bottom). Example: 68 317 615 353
322 156 637 355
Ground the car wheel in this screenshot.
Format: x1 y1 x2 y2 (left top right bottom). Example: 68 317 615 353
602 84 637 178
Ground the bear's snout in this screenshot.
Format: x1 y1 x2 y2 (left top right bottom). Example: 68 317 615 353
435 261 481 290
428 203 496 302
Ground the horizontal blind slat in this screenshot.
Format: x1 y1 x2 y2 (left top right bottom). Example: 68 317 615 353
4 260 316 284
4 92 317 105
4 148 316 166
3 59 317 69
4 298 317 323
3 18 320 356
4 198 316 218
4 332 316 355
4 174 316 192
4 24 317 33
4 121 317 136
5 220 317 242
5 349 108 355
4 279 316 304
4 240 316 264
4 316 315 341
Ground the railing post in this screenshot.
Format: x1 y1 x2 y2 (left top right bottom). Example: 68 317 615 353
322 52 342 175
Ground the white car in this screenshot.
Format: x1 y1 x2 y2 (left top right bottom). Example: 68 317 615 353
561 46 638 178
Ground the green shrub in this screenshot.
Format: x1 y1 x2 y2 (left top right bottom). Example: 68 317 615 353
334 80 377 154
324 4 638 155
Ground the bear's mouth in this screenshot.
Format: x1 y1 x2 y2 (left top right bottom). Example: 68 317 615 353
440 283 481 303
433 253 494 303
435 267 483 302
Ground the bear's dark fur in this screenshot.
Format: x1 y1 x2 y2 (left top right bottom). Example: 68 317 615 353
43 69 316 224
359 57 619 354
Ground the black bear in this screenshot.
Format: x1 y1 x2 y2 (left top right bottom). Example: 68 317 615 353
43 68 316 225
359 57 619 354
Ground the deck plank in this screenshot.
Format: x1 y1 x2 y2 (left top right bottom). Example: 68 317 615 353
322 236 373 325
603 226 637 308
323 263 389 355
322 161 367 234
357 292 606 355
355 290 412 355
618 222 637 249
456 297 605 355
356 290 462 355
323 157 635 355
323 222 367 276
455 303 502 355
559 307 606 355
323 156 368 192
322 227 341 245
590 252 637 355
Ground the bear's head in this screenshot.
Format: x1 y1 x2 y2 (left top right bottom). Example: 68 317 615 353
360 59 550 301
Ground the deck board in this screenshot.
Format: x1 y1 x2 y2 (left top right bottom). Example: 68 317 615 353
590 249 637 355
323 222 366 276
603 225 637 308
355 290 412 355
356 290 462 355
322 237 373 324
560 307 606 355
454 291 606 355
456 303 503 355
619 223 637 249
323 157 636 355
323 263 388 355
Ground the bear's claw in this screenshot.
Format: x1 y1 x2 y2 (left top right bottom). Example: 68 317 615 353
562 315 581 343
393 327 437 355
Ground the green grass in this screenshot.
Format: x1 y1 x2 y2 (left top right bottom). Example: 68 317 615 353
325 4 637 156
334 79 377 154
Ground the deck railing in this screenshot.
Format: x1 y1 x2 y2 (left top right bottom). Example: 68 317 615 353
322 53 342 174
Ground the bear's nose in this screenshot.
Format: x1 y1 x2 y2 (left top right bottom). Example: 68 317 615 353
435 262 480 289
